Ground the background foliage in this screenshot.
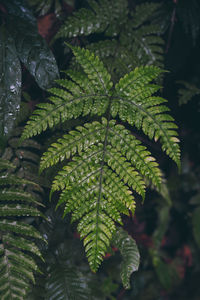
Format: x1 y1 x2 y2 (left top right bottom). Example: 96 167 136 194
1 0 200 299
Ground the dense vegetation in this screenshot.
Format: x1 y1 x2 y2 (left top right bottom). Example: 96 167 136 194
0 0 200 299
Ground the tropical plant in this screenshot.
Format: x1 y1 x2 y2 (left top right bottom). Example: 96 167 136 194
21 44 180 276
3 0 197 298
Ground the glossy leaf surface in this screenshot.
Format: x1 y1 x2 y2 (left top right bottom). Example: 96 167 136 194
0 26 21 137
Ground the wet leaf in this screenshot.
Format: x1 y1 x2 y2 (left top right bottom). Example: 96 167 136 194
2 0 36 25
7 16 59 90
0 25 21 137
112 228 140 289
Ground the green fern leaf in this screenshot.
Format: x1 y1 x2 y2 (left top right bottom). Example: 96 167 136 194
44 242 91 300
112 228 140 289
55 0 128 39
22 46 180 272
59 1 164 79
0 158 44 299
45 266 91 300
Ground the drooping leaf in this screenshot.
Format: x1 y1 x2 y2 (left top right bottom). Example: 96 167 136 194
112 228 140 289
0 25 21 137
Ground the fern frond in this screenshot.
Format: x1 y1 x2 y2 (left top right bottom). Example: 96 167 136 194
131 2 162 28
22 46 180 272
0 158 44 299
45 265 91 300
112 228 140 289
178 80 200 105
55 0 128 39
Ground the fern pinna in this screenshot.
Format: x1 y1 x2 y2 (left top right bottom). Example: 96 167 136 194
0 159 44 299
22 46 180 273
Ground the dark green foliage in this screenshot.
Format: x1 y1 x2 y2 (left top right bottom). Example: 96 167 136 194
0 158 44 299
22 46 180 273
45 249 91 300
26 208 93 300
55 0 128 39
55 1 164 79
177 0 200 45
0 0 59 138
178 81 200 105
1 126 49 191
28 0 74 17
151 250 178 291
192 206 200 248
2 0 196 297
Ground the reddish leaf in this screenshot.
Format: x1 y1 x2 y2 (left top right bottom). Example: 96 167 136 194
37 13 58 42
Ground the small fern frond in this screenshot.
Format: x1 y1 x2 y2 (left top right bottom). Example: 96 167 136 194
0 158 44 299
112 228 140 289
55 0 128 39
22 46 180 273
131 2 162 28
178 80 200 106
45 265 91 300
57 1 164 78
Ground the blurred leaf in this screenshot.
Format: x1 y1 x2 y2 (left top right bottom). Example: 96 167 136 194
2 0 36 25
152 254 177 290
45 265 91 300
28 0 75 17
177 80 200 106
177 0 200 45
190 193 200 205
0 25 21 137
192 206 200 248
112 228 140 289
153 205 170 249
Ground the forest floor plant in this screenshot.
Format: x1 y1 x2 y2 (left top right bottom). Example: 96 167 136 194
0 0 186 298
